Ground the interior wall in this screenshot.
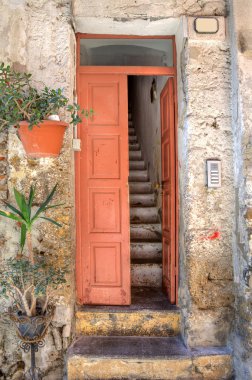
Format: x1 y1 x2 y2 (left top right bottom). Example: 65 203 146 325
130 76 168 210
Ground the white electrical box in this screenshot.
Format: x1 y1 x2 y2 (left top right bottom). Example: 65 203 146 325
72 138 81 151
207 160 221 188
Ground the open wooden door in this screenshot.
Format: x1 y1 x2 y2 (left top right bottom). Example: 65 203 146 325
160 77 177 304
76 73 130 305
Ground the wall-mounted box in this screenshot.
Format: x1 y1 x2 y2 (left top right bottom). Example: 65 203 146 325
194 17 219 34
206 160 221 188
188 17 225 41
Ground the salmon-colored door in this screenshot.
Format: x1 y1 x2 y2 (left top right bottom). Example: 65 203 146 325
76 73 130 305
161 77 177 304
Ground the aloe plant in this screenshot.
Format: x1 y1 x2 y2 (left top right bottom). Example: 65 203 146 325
0 184 66 316
0 184 62 264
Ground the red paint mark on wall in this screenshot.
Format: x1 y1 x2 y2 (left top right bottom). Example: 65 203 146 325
200 231 221 241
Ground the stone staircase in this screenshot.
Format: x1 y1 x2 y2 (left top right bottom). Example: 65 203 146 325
128 111 162 289
67 112 233 380
67 291 232 379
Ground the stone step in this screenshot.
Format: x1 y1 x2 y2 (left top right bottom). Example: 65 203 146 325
129 182 153 194
75 288 179 337
130 207 160 224
129 160 146 170
129 170 149 182
67 336 233 380
131 242 162 261
129 150 142 161
131 263 162 287
128 112 132 120
129 143 140 151
128 127 135 135
128 120 133 127
130 224 162 241
130 193 156 207
129 135 138 143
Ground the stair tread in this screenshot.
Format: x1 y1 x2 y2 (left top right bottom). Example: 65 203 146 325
130 197 156 207
129 161 146 170
130 207 159 224
129 170 148 179
131 223 162 230
129 143 140 150
68 337 232 379
129 182 153 194
131 263 162 287
68 335 231 359
129 151 142 160
130 169 148 174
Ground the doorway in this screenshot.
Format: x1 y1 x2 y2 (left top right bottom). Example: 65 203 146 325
75 35 178 306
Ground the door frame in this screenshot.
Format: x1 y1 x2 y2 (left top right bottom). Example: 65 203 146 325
75 33 179 305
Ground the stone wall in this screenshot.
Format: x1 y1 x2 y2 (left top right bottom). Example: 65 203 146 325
0 0 250 378
229 0 252 378
73 0 227 19
180 30 235 347
0 1 75 379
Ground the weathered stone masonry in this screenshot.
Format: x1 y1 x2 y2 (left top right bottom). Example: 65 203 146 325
0 1 75 378
0 0 251 379
229 0 252 378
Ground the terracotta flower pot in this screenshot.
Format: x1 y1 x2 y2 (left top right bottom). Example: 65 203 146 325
18 120 68 158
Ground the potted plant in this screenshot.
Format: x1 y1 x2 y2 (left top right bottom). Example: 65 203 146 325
0 184 67 345
0 63 92 157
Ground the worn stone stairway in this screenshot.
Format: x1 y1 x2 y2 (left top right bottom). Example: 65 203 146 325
67 289 232 380
128 111 162 289
67 112 233 380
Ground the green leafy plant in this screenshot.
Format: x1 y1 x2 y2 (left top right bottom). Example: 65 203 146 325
0 63 93 131
0 184 62 263
0 184 67 317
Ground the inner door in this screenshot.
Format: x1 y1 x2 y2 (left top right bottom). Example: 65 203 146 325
160 77 177 304
76 73 130 305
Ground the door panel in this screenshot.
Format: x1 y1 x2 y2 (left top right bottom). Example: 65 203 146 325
161 77 177 304
76 74 130 305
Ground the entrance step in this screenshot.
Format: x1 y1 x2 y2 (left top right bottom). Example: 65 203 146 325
130 193 156 207
130 224 162 241
67 336 233 380
129 170 149 182
129 160 146 170
128 127 135 135
131 242 162 261
76 292 179 337
131 263 162 287
129 150 142 160
130 207 160 224
129 182 152 194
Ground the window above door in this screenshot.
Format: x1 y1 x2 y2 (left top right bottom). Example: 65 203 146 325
79 37 174 67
